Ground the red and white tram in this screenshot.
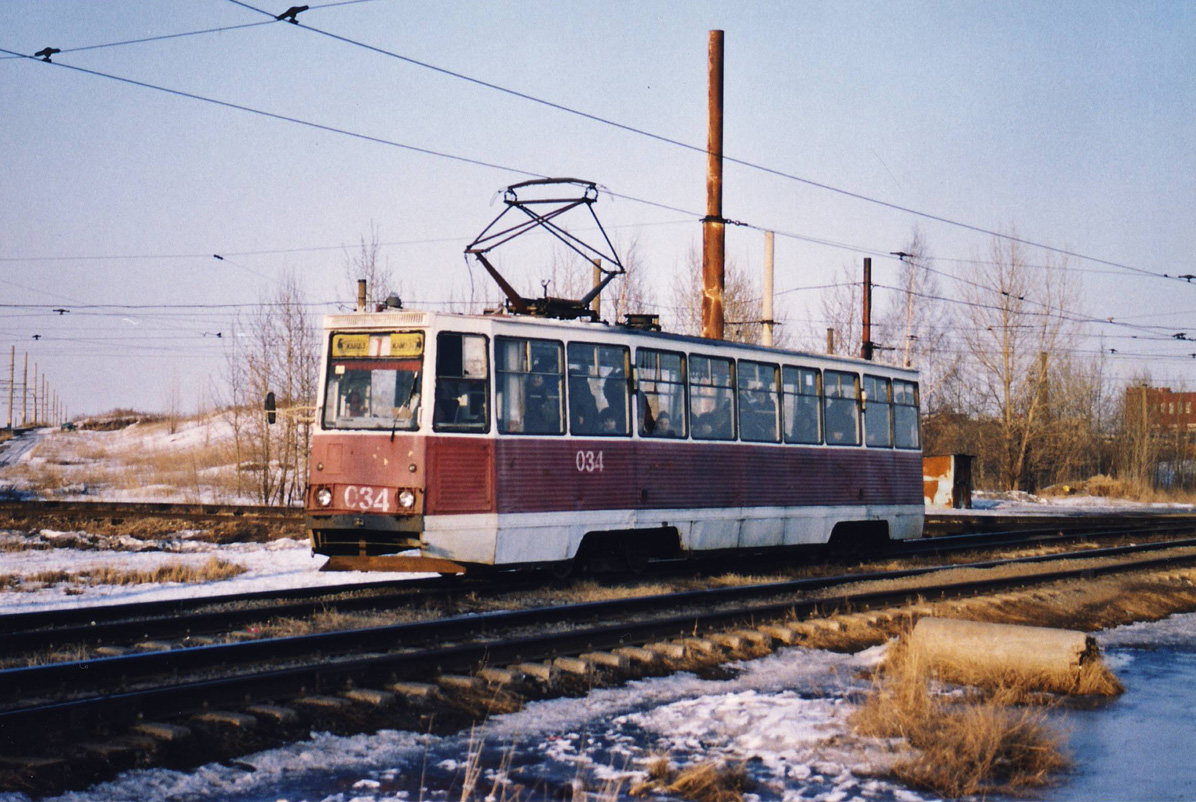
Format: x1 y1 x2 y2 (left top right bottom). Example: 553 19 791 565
304 307 924 573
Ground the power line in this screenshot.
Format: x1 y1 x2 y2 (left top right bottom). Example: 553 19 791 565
7 7 1183 292
0 21 274 60
0 1 374 61
219 0 1183 284
0 46 547 180
0 220 693 264
5 39 1180 300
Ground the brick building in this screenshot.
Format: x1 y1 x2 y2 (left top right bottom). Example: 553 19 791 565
1125 386 1196 430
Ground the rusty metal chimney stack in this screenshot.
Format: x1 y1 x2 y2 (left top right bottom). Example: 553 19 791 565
357 279 368 312
701 29 725 341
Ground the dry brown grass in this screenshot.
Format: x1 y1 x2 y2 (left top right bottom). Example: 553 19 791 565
3 421 251 503
631 759 750 802
84 556 246 585
0 557 245 591
463 579 678 611
853 638 1070 797
259 607 416 638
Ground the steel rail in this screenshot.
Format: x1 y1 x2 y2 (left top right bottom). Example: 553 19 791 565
4 534 1196 746
5 518 1195 655
0 499 302 523
6 541 1196 745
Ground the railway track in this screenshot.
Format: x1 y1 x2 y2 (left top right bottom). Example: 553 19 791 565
0 499 303 526
4 528 1196 795
5 514 1196 662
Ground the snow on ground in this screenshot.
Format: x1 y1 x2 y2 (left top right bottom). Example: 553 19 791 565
1 645 928 802
3 421 1196 800
970 489 1196 514
0 416 256 504
0 532 428 614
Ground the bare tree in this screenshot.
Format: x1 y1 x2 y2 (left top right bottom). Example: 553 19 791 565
224 271 319 505
959 231 1080 491
542 232 653 324
814 258 864 357
1118 371 1159 491
878 227 959 414
669 243 768 344
344 222 401 307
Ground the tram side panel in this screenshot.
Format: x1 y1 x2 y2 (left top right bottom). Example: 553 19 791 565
449 437 926 566
422 436 498 564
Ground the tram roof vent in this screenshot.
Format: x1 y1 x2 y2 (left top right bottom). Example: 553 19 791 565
620 313 661 332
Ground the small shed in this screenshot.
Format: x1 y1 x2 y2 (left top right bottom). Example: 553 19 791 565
923 454 974 509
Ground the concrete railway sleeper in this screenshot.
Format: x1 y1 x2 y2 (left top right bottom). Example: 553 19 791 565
6 542 1196 796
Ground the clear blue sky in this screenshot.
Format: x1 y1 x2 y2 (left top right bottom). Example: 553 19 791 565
2 0 1193 416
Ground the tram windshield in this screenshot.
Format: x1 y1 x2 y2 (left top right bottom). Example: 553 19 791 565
322 331 423 431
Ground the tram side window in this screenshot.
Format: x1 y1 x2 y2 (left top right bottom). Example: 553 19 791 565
433 332 489 433
637 349 686 438
863 375 893 448
782 366 821 444
567 342 630 436
823 370 860 446
893 380 921 449
496 337 564 435
737 360 779 443
690 355 735 441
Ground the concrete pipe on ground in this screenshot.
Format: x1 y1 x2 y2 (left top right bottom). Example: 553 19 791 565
909 616 1099 688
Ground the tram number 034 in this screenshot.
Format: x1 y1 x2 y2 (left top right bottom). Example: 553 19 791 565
343 485 391 512
575 450 605 473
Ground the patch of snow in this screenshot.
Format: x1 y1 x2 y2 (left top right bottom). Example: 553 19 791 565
1098 610 1196 650
3 647 929 802
0 535 431 613
968 489 1196 515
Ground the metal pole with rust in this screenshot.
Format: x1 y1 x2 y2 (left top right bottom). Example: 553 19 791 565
6 346 13 431
701 29 725 341
861 257 874 360
762 231 775 347
591 258 602 319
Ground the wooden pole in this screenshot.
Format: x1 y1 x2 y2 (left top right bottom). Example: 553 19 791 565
21 353 27 426
6 346 13 430
826 328 835 355
861 257 874 360
762 231 775 347
591 258 602 319
701 29 725 341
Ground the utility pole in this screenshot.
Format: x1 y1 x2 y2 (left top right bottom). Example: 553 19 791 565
762 231 775 347
41 374 47 426
31 363 38 426
700 29 725 341
860 257 874 360
891 250 915 367
591 258 602 319
21 353 27 426
6 346 12 430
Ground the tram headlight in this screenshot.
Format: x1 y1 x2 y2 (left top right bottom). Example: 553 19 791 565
315 487 333 507
398 489 416 509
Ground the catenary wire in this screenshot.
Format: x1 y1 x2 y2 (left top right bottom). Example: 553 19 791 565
219 0 1182 283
